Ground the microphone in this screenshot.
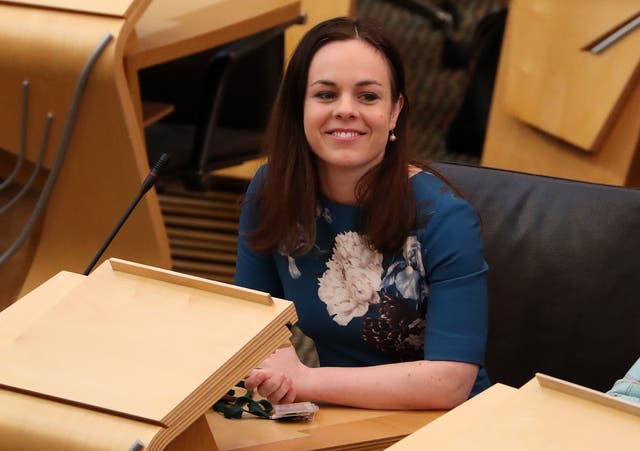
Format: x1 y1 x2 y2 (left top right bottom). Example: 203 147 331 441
140 153 169 195
83 153 169 275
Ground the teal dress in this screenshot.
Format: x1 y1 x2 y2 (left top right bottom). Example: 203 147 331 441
235 165 491 396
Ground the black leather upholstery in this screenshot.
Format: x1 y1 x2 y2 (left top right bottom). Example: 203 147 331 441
432 162 640 391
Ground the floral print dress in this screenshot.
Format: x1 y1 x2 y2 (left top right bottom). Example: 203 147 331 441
236 166 491 396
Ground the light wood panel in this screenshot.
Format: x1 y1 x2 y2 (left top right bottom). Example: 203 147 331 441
0 1 171 306
387 384 518 450
142 101 175 126
0 259 297 450
285 0 356 61
207 403 444 450
0 175 42 311
389 376 640 450
504 0 640 150
0 270 163 451
482 0 640 186
0 0 303 309
129 0 302 70
211 157 265 181
0 0 148 17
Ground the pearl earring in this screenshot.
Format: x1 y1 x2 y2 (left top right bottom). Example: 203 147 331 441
389 130 397 142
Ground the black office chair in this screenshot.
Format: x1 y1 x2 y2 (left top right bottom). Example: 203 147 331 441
141 17 303 191
432 162 640 392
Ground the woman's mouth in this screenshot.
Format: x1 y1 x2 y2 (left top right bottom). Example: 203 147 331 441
328 129 364 139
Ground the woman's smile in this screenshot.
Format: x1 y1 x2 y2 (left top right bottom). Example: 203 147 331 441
326 128 366 141
303 39 403 183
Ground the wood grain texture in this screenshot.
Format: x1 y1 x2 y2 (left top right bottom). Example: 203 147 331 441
390 377 640 450
504 0 640 150
129 0 302 69
0 270 163 451
0 0 150 17
536 373 640 417
0 1 171 306
0 260 297 450
208 404 444 450
482 0 640 186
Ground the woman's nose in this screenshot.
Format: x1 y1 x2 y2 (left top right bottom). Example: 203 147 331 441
334 95 357 119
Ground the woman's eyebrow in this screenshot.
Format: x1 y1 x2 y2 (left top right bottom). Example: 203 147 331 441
310 79 336 87
309 79 383 87
355 80 383 87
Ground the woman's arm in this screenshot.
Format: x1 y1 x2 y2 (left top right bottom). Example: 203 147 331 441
243 171 487 410
245 345 478 410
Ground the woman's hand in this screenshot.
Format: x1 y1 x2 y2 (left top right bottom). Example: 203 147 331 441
244 345 310 404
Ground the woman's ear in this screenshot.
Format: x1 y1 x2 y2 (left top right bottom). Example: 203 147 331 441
390 93 405 129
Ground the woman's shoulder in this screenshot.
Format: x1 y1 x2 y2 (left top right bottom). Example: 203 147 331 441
245 163 269 193
409 168 479 228
253 162 269 180
410 168 458 201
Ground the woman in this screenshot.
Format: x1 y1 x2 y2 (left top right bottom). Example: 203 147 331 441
235 17 490 410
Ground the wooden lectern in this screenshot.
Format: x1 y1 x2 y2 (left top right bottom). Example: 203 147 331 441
482 0 640 186
0 258 298 450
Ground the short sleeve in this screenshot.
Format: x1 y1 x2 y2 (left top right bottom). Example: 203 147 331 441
417 177 488 365
234 165 284 298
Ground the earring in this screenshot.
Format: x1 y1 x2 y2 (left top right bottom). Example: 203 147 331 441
389 130 397 142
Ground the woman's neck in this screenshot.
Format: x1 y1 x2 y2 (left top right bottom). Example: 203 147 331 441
317 166 362 205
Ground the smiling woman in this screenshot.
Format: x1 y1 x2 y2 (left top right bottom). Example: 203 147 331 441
233 17 490 410
304 39 404 204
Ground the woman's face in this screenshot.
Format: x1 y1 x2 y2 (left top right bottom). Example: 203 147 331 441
303 39 403 180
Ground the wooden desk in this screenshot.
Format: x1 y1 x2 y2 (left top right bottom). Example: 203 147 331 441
0 0 301 309
130 0 301 69
0 259 299 450
389 376 640 450
206 404 445 450
125 0 302 125
482 0 640 186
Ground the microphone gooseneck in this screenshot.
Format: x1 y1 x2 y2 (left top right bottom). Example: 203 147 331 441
83 153 169 276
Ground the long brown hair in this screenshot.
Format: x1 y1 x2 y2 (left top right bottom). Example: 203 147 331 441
247 17 426 255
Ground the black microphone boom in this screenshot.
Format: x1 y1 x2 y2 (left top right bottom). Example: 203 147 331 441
83 153 169 276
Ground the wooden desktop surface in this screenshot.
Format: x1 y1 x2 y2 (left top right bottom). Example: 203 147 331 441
128 0 302 69
206 404 445 450
3 0 142 17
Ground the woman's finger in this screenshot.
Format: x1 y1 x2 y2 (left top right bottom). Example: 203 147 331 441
266 375 294 404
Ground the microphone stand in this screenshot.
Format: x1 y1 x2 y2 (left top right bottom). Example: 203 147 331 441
83 153 169 275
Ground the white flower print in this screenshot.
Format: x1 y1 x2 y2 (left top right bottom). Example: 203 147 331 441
318 232 383 326
287 255 301 279
380 235 428 301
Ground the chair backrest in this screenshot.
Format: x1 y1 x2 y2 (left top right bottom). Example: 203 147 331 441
432 162 640 391
139 29 284 189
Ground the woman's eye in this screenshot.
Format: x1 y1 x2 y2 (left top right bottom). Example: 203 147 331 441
359 92 380 102
314 91 336 101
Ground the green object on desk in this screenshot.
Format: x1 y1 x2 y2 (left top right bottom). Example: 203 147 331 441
213 383 273 419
